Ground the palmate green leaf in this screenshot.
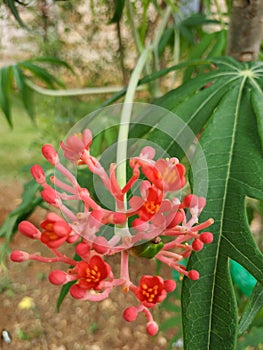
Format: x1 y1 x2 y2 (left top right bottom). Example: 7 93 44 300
127 57 263 349
169 58 263 349
183 30 227 82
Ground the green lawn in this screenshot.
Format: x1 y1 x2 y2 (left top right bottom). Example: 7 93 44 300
0 106 42 181
0 94 105 181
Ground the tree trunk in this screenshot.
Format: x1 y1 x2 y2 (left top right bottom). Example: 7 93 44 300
227 0 263 61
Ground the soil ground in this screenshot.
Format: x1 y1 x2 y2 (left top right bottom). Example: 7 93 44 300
0 181 180 350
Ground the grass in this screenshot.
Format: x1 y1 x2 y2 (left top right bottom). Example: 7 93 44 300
0 94 105 181
0 103 41 181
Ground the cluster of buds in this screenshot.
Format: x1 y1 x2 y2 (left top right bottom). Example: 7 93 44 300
11 129 214 336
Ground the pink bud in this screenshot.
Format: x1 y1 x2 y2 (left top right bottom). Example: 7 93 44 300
112 212 126 224
42 144 58 165
18 221 41 239
146 321 159 336
140 146 156 159
164 279 176 292
75 242 90 258
66 234 79 244
41 187 58 206
70 284 86 299
199 232 213 244
188 270 200 280
192 239 204 251
93 237 109 254
49 270 68 285
10 250 29 262
167 211 184 228
181 194 206 209
31 165 46 185
123 307 138 322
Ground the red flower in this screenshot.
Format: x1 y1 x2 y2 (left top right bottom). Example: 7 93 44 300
129 181 163 221
40 213 72 248
135 275 167 308
75 256 109 290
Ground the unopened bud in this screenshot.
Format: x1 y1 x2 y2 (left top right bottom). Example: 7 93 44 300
31 165 46 185
123 307 138 322
146 321 159 336
192 239 204 251
199 232 213 244
49 270 68 285
93 237 109 254
10 250 29 262
188 270 200 280
42 144 58 165
18 221 41 239
41 187 58 206
164 279 176 292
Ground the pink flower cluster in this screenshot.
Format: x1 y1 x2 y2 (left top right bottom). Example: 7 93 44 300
11 129 214 336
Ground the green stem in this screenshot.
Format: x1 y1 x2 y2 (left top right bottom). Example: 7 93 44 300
126 0 144 55
116 47 151 200
25 80 132 96
152 6 172 97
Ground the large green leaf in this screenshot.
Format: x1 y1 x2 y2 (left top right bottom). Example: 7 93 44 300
165 58 263 349
128 57 263 348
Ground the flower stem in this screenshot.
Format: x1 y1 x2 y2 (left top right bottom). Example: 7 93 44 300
116 47 151 203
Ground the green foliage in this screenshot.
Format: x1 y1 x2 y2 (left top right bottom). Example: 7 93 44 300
2 1 263 348
0 57 73 127
127 57 263 348
237 326 263 350
155 57 263 349
109 0 126 23
4 0 30 30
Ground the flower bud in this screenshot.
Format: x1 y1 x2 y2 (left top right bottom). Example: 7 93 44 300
18 221 41 239
31 165 46 185
49 270 68 285
70 284 86 299
188 270 200 280
10 250 29 262
192 239 204 251
42 144 58 165
164 279 176 292
75 242 90 258
199 232 213 244
146 321 159 336
123 307 138 322
41 187 58 206
93 237 109 254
